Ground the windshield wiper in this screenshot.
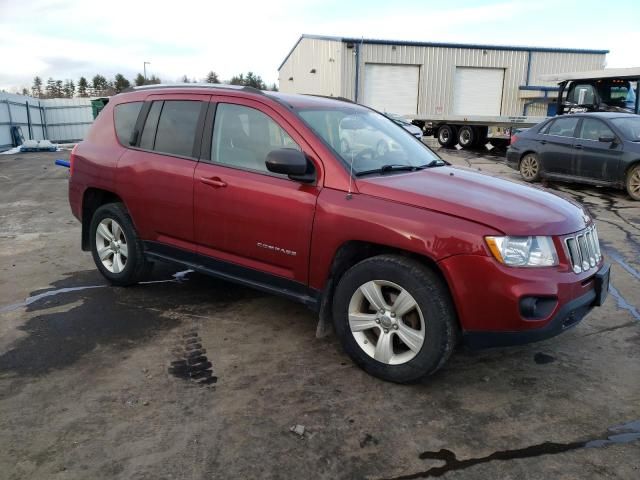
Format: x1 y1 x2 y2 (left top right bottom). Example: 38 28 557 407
355 164 426 176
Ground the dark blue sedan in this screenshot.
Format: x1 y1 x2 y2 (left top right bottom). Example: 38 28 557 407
506 112 640 200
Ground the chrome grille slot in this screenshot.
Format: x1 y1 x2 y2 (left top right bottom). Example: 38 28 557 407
584 231 596 267
564 225 601 274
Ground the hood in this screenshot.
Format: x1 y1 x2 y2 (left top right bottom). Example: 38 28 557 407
356 166 591 235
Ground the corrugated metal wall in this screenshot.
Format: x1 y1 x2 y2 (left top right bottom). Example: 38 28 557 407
280 39 606 117
0 92 46 150
529 52 605 86
278 37 343 97
0 93 94 151
42 98 94 144
346 44 605 117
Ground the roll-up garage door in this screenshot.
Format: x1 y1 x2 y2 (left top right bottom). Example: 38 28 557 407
453 67 504 115
363 64 419 115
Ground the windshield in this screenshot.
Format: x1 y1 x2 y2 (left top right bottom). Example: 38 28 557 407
297 107 441 174
611 117 640 141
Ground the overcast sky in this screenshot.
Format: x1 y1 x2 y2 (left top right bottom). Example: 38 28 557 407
0 0 638 92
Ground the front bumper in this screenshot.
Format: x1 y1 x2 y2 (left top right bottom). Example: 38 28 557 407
438 254 610 349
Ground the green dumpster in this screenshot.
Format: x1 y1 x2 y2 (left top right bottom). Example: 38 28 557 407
91 98 110 119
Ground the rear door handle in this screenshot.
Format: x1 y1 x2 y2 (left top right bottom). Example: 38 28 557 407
574 144 583 150
200 176 227 188
540 140 547 145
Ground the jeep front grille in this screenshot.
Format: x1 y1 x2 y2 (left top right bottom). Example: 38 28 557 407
564 225 601 274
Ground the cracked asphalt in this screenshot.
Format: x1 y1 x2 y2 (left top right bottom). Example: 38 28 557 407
0 146 638 479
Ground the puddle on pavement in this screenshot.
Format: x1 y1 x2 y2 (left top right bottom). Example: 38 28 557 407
0 268 249 377
384 419 640 480
0 269 194 314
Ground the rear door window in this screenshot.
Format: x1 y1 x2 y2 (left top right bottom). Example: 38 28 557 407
578 118 615 141
114 102 143 146
139 100 203 157
545 117 579 137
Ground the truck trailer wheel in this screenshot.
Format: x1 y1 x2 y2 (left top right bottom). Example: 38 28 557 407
457 126 476 149
332 255 458 383
437 125 457 147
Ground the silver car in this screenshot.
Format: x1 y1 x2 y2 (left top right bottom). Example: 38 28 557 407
385 113 423 139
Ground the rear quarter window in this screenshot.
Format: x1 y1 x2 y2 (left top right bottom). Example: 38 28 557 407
114 102 143 146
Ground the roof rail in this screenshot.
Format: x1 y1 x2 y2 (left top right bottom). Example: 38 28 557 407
302 94 355 104
130 83 265 95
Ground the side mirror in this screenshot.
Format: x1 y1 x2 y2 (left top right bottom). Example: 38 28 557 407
266 148 314 182
598 135 616 143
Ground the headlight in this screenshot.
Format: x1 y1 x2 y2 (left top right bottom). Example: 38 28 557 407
485 236 558 267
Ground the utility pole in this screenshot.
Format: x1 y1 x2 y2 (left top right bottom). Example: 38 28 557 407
143 62 150 82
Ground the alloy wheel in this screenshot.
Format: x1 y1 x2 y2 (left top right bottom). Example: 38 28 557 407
629 169 640 197
95 218 128 274
348 280 425 365
520 155 539 180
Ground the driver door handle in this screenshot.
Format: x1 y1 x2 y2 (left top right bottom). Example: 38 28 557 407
574 144 583 150
200 176 227 188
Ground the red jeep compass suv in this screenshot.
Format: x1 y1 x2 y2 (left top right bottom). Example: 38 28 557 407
68 84 610 383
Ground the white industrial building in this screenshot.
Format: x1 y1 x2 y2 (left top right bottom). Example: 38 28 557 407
278 35 608 118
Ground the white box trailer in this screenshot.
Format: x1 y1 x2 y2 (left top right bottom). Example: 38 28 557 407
278 35 608 148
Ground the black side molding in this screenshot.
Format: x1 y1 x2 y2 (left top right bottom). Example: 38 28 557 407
143 241 321 311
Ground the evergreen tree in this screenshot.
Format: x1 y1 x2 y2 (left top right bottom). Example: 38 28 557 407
181 75 191 83
45 77 56 98
270 83 278 92
92 74 109 95
113 74 131 93
63 79 75 98
205 71 219 83
229 73 245 85
22 87 29 96
229 72 266 90
134 73 146 86
31 76 43 98
77 77 89 97
148 75 161 85
55 79 64 97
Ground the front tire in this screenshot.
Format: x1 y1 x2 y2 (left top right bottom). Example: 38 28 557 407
519 153 541 182
90 202 150 286
626 164 640 201
332 255 458 383
437 124 457 148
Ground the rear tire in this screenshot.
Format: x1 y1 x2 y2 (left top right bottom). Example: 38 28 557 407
332 255 458 383
519 153 541 182
626 164 640 201
437 125 457 148
90 202 150 286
